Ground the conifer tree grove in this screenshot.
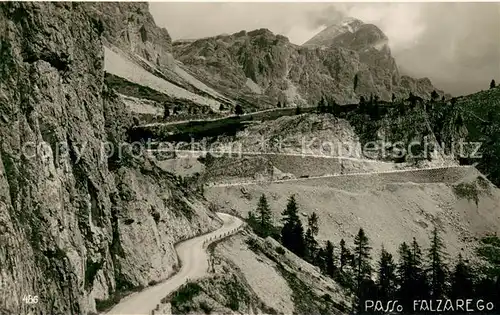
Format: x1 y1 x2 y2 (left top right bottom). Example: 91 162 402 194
255 194 272 237
246 192 500 310
339 238 350 272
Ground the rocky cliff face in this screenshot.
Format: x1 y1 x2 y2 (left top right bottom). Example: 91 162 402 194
173 19 443 109
85 2 175 71
0 3 218 314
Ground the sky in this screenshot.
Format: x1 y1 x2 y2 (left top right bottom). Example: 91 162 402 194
150 2 500 96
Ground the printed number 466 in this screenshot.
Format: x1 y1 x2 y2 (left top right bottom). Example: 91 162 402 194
22 295 39 304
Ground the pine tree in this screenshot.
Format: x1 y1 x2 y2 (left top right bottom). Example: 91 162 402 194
411 238 429 300
339 238 350 272
255 194 272 237
397 242 413 309
490 79 496 89
354 74 359 91
293 222 305 257
397 239 429 311
308 213 319 236
450 254 474 299
316 245 327 273
304 213 319 262
377 246 397 301
219 104 225 111
427 227 448 299
304 228 317 262
281 195 305 257
353 228 372 303
325 240 336 277
281 195 298 249
277 101 282 108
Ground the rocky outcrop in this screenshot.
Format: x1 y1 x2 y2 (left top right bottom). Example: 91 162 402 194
173 19 443 109
0 3 218 314
84 2 175 71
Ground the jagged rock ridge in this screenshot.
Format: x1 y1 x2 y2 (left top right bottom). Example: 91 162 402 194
172 19 443 109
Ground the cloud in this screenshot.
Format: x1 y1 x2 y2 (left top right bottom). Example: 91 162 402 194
149 2 500 96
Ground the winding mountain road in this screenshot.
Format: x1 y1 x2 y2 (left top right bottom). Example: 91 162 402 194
209 165 471 187
105 212 244 315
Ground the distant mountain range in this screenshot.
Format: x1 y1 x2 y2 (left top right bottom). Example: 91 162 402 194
91 3 445 112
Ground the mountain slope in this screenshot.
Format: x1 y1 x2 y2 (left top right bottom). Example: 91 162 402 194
453 86 500 186
85 2 231 116
206 167 500 260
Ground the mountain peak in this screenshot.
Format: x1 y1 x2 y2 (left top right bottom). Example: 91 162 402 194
303 17 364 47
327 16 364 30
303 17 389 54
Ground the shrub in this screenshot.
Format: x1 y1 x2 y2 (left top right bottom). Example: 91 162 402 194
245 237 262 252
199 301 213 314
276 246 286 255
170 282 203 308
453 182 480 205
148 280 159 286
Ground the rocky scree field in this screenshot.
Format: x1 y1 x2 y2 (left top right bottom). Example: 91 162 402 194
205 167 500 262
